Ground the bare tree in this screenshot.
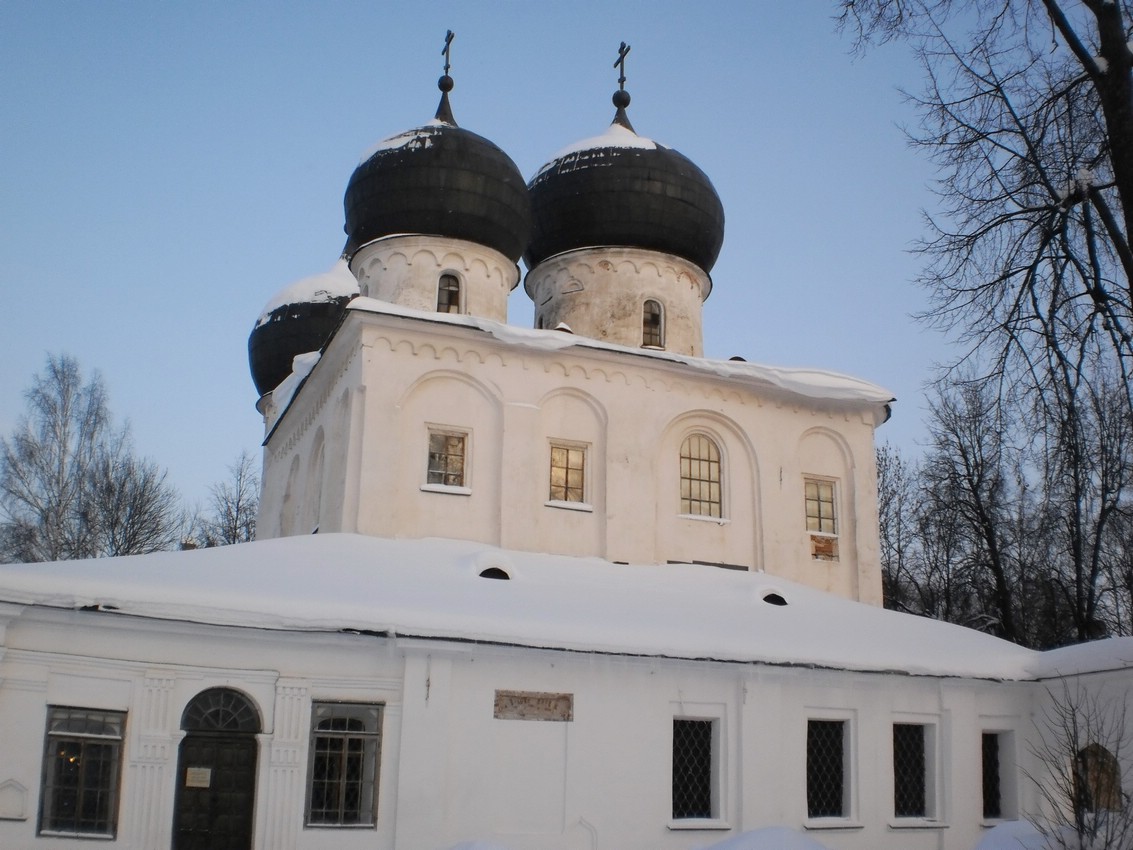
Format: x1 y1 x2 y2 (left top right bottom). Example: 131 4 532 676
0 354 183 562
1026 682 1133 849
193 451 259 547
837 1 1133 411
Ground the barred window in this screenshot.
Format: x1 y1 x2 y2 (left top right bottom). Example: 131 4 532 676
680 434 722 517
307 703 382 827
643 299 664 348
427 431 466 487
893 723 928 817
807 719 846 818
549 444 586 503
39 707 125 837
437 274 461 314
982 732 1002 819
672 718 714 820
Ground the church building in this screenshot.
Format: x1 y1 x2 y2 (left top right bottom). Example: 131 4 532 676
0 41 1129 850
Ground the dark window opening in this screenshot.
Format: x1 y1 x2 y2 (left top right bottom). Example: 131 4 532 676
478 567 510 580
437 274 461 314
643 299 664 347
982 733 1002 819
672 718 714 819
807 719 846 818
39 707 125 837
893 723 928 817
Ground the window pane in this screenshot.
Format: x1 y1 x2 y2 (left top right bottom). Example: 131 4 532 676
308 703 382 827
437 274 461 313
427 432 465 487
549 444 585 502
672 719 713 819
807 720 845 818
680 435 721 517
40 708 124 836
805 479 836 535
893 724 927 817
982 733 1001 819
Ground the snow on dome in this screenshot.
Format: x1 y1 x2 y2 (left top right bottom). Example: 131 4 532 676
699 826 834 850
356 120 448 165
256 260 359 327
535 121 660 178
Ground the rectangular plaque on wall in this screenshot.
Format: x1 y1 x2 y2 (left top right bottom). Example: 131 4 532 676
184 767 212 788
493 690 573 721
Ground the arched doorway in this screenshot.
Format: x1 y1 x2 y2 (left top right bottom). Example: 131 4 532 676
173 688 260 850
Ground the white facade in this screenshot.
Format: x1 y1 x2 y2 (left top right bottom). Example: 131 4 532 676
0 535 1128 850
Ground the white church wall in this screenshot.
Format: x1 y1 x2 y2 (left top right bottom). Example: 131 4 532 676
258 310 885 603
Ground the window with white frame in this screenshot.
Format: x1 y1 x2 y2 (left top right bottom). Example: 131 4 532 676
672 718 716 820
807 719 848 819
427 430 467 488
643 299 664 348
805 478 838 560
893 722 937 819
680 434 722 518
437 274 461 314
549 443 586 503
39 707 125 837
306 702 382 827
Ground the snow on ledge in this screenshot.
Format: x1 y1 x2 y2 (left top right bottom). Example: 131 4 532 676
343 297 894 407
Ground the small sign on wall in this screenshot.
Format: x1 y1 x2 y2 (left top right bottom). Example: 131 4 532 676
184 767 212 789
493 690 573 721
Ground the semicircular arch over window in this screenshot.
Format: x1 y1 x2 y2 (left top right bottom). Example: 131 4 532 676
181 688 261 734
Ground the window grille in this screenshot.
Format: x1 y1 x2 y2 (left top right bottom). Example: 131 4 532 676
672 718 713 819
643 299 664 347
982 732 1002 819
893 723 928 817
549 445 585 502
805 479 836 534
39 707 125 836
437 274 461 313
181 687 260 733
427 432 466 487
307 703 382 827
680 434 722 517
807 719 846 818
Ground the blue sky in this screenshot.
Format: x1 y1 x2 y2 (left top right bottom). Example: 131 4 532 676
1 2 945 507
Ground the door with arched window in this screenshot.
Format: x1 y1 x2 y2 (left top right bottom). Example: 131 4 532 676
173 688 260 850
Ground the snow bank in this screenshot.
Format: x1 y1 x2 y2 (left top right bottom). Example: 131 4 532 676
1026 635 1133 678
0 533 1047 680
697 826 832 850
268 351 320 414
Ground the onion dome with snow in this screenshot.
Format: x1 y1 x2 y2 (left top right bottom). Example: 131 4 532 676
248 260 359 396
524 64 724 274
342 61 531 264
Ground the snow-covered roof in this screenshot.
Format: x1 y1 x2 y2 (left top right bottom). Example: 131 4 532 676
343 296 895 407
535 121 661 177
0 532 1110 682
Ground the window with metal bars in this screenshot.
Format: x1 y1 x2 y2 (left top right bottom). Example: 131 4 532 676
427 431 466 487
672 718 714 819
549 444 586 503
39 707 125 837
807 719 846 818
893 723 928 817
306 703 382 827
680 434 722 517
982 732 1002 819
437 274 461 313
642 299 664 348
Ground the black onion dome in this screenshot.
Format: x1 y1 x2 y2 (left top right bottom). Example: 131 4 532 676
248 262 359 396
525 122 724 273
343 111 531 263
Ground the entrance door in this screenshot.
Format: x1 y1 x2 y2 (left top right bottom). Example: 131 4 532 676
173 689 260 850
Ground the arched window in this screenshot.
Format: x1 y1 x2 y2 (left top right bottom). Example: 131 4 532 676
643 299 664 348
181 688 261 734
680 434 722 517
437 274 461 313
